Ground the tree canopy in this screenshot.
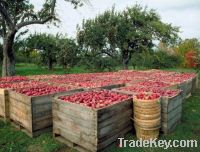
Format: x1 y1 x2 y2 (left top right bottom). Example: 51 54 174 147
77 5 180 69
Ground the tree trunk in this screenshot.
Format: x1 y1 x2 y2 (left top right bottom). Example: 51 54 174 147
2 32 16 76
47 57 53 70
122 50 131 70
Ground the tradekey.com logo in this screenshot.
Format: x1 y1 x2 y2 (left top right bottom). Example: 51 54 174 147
118 138 198 149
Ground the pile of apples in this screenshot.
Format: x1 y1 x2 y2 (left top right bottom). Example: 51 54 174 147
136 81 171 88
134 93 160 100
151 89 180 98
0 81 48 89
0 76 28 83
15 85 71 96
59 90 130 109
119 85 180 98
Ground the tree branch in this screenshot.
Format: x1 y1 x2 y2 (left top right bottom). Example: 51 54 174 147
0 2 14 28
16 16 54 29
21 13 38 22
16 0 56 29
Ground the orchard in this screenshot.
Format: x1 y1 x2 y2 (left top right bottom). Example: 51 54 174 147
0 0 199 152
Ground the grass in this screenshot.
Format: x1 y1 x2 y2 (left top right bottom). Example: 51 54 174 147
0 63 92 76
0 63 199 76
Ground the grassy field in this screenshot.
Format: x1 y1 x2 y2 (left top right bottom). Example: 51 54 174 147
0 64 199 152
0 63 199 76
0 63 92 76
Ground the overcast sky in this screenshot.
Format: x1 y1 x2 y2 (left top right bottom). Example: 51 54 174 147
25 0 200 39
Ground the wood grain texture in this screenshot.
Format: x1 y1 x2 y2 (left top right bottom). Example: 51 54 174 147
53 95 132 152
8 89 83 137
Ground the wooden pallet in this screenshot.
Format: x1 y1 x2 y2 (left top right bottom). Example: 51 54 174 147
8 89 82 138
53 93 133 152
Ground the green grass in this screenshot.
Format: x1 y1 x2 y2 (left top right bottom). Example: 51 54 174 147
0 63 199 76
0 127 65 152
0 63 92 76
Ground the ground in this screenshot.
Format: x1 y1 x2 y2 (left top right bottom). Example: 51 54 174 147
0 64 199 152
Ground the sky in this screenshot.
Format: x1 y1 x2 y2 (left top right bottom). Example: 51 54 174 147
25 0 200 39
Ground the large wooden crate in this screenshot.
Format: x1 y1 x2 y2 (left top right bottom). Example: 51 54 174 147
8 89 82 137
192 75 199 92
0 89 9 121
161 92 183 134
53 95 133 152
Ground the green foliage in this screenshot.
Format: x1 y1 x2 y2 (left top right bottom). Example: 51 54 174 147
56 37 79 69
25 33 58 70
175 38 200 68
176 38 200 55
152 51 182 68
195 46 200 72
23 33 80 70
0 44 2 63
77 4 180 69
131 49 182 69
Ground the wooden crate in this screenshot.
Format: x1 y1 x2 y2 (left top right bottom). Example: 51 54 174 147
0 88 10 121
192 75 199 92
53 95 133 152
8 89 82 137
177 79 193 99
161 92 183 134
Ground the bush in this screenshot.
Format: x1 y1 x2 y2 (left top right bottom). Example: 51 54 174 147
152 51 182 68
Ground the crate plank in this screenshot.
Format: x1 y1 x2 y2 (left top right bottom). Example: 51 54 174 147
162 105 182 122
0 89 9 120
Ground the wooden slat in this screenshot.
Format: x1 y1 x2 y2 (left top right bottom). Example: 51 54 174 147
8 90 31 105
97 99 132 121
161 112 181 132
53 109 96 132
162 105 182 122
0 89 6 95
98 118 132 139
54 122 97 151
97 125 132 151
161 93 182 113
33 117 52 131
98 110 132 129
9 97 32 133
53 100 96 121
